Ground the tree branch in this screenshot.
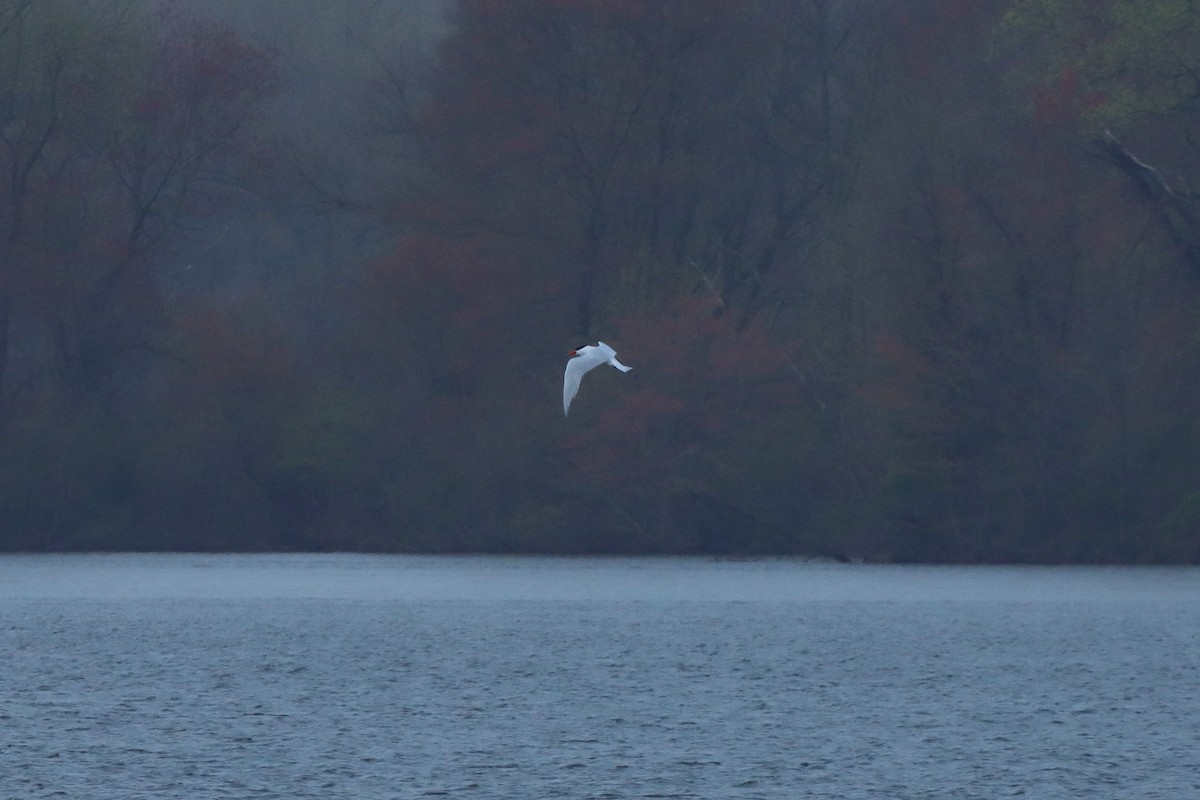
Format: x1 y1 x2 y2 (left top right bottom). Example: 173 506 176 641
1092 130 1200 274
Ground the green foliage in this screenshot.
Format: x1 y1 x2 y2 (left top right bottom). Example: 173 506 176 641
274 394 375 493
0 402 137 550
998 0 1200 130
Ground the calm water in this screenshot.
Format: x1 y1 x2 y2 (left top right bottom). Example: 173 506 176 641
1 555 1196 799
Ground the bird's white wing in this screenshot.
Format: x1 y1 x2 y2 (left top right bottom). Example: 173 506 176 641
563 355 593 415
596 341 631 372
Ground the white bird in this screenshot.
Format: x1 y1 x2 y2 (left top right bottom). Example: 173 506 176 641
563 341 632 415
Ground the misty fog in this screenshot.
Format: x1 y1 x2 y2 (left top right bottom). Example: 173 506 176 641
1 0 1197 563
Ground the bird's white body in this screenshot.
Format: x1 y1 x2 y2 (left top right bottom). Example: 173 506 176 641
563 341 632 415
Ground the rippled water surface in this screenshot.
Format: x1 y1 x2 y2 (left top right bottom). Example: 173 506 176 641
1 555 1197 799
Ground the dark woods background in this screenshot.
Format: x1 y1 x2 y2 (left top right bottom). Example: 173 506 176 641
2 0 1199 562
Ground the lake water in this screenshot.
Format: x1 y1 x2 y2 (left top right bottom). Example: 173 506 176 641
1 555 1196 799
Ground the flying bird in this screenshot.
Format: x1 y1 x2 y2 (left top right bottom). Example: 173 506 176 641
563 341 632 415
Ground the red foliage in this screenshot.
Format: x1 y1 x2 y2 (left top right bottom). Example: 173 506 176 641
873 332 932 376
366 230 534 338
557 292 809 493
895 0 998 80
174 303 293 393
140 2 277 137
1031 69 1106 127
862 333 931 412
595 387 686 437
361 212 569 411
428 0 741 184
614 294 792 386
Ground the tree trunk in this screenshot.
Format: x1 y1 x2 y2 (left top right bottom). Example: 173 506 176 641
1093 131 1200 274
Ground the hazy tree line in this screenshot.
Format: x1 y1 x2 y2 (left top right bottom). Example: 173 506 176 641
1 0 1197 562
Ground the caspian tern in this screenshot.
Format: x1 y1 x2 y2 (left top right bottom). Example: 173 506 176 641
563 341 632 415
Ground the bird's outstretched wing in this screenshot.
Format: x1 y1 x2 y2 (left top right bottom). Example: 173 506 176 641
563 356 591 415
596 342 632 371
